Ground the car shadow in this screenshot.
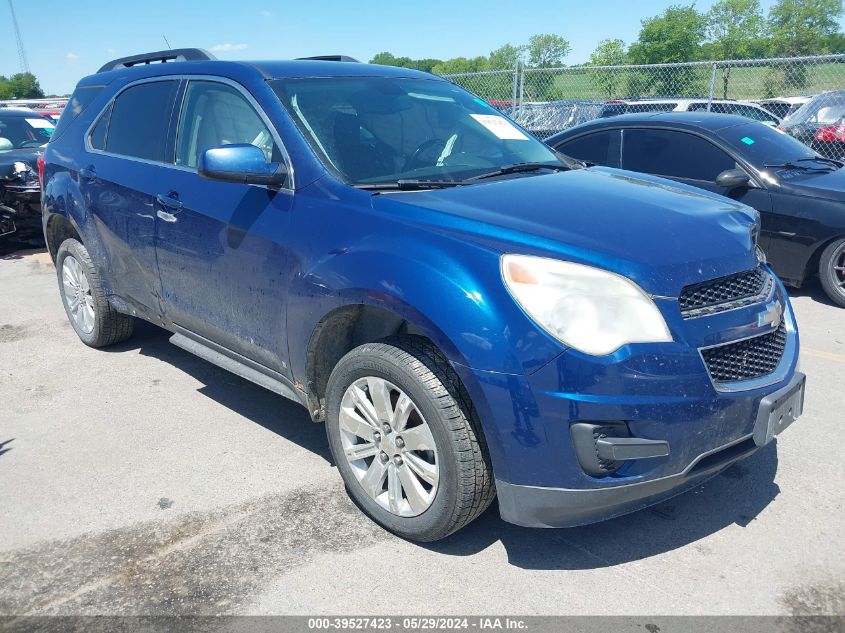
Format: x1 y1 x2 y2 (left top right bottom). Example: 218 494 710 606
104 320 333 463
425 443 780 569
787 278 839 308
103 321 780 570
0 438 14 457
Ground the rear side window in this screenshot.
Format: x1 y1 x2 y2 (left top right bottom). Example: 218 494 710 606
88 104 111 151
52 85 104 139
105 81 178 162
622 129 735 182
555 130 621 168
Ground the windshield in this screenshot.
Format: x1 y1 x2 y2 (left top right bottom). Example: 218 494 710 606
271 77 560 185
0 114 54 152
716 122 817 167
783 91 845 126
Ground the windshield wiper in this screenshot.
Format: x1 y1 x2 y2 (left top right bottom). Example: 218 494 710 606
763 161 833 173
796 156 843 169
465 162 566 182
353 179 464 191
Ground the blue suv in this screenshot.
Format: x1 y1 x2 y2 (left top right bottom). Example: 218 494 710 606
42 49 805 541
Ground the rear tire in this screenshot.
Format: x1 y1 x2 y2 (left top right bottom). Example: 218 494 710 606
819 238 845 308
56 238 135 347
325 336 495 542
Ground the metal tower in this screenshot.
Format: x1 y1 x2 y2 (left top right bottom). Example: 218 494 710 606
8 0 30 73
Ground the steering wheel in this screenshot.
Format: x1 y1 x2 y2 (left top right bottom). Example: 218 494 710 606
403 138 448 172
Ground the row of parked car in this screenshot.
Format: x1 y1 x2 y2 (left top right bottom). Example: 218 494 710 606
506 92 845 162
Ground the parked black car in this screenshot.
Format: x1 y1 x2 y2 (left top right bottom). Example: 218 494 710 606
546 112 845 306
0 109 52 251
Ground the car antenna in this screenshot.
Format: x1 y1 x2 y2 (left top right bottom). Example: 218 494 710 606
162 35 172 50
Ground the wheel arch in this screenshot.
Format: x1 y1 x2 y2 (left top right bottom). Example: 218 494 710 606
802 232 845 284
45 213 83 262
303 301 468 421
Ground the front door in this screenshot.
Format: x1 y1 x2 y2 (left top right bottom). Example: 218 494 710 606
154 79 294 375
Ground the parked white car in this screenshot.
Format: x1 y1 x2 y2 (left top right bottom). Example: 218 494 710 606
599 98 781 125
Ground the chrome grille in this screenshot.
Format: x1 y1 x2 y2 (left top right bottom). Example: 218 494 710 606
701 324 787 384
679 267 769 318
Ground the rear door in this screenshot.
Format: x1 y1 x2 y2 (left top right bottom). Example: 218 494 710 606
82 79 180 317
620 128 774 222
154 78 294 375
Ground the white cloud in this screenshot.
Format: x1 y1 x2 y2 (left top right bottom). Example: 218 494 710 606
260 10 271 16
65 52 79 62
210 43 248 52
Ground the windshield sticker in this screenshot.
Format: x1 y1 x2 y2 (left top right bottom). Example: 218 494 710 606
470 114 528 140
741 136 755 145
26 118 55 130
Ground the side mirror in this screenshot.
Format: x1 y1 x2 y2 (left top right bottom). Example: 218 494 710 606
198 144 287 187
715 168 751 189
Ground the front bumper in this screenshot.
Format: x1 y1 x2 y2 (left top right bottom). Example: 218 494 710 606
453 272 801 528
496 370 804 528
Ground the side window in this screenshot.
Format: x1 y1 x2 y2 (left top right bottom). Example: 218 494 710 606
556 130 621 168
732 104 778 124
175 81 278 168
52 85 104 139
622 129 735 182
105 81 178 161
88 104 111 151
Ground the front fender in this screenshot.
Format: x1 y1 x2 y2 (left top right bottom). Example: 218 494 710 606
286 236 564 384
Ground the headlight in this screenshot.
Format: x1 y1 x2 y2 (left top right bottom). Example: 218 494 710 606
501 255 672 356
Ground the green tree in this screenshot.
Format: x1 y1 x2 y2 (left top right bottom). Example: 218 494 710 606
526 33 571 68
0 73 44 99
707 0 768 59
768 0 844 56
707 0 768 98
431 56 490 75
369 53 442 72
629 5 707 64
587 39 628 98
488 43 525 70
589 39 628 66
369 52 398 66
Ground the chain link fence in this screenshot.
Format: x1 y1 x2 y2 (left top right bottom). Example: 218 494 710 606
445 54 845 155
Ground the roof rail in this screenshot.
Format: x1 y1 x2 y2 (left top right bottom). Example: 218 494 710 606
295 55 360 63
97 48 217 73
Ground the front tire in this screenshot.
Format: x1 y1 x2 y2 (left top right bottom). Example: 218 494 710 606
56 238 135 347
325 337 495 542
819 238 845 308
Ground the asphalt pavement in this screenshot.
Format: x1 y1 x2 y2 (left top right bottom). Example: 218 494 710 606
1 248 843 616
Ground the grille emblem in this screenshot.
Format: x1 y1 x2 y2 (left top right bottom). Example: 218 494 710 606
757 302 783 329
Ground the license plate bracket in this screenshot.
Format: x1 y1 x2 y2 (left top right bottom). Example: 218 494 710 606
753 373 805 447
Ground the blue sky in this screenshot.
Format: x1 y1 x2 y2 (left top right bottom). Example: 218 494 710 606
2 0 840 95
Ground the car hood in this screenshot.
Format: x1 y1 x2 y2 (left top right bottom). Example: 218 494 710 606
371 167 758 297
778 167 845 201
0 147 41 168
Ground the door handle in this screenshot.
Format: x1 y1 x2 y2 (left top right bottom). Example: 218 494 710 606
156 193 183 210
79 167 96 181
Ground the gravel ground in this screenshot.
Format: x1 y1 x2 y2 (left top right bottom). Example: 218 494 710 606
0 248 843 616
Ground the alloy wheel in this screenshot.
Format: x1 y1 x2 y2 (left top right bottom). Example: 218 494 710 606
338 376 439 517
834 243 845 292
61 255 95 334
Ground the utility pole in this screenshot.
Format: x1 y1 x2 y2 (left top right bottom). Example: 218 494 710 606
8 0 30 74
